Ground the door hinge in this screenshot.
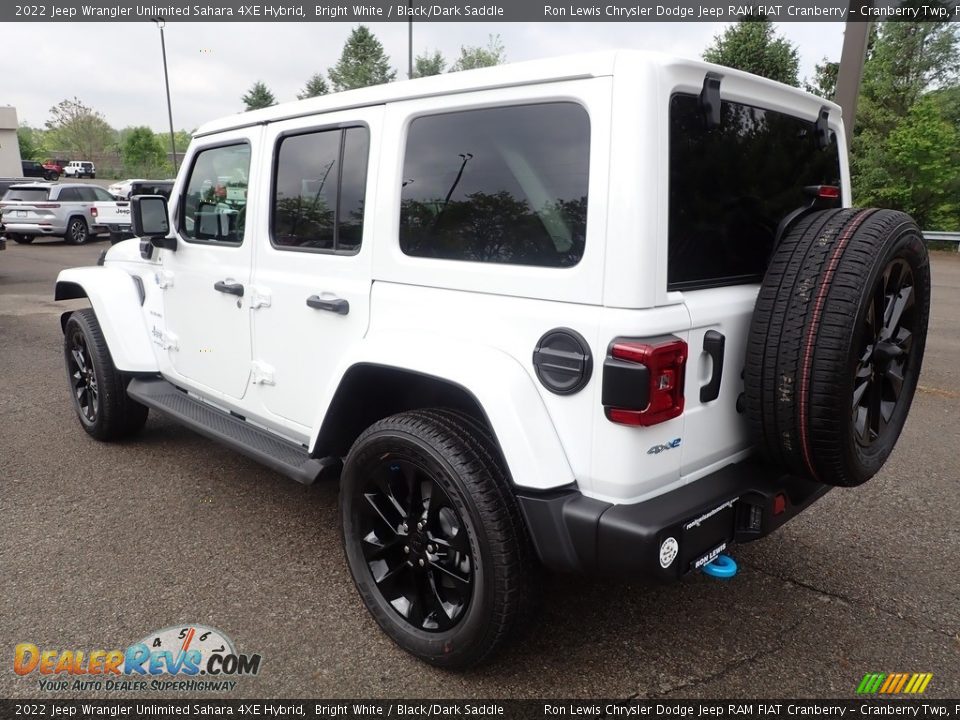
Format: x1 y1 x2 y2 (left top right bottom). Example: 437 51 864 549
154 270 175 289
250 361 275 386
249 286 272 310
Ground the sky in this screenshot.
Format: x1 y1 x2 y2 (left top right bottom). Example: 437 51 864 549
5 21 845 133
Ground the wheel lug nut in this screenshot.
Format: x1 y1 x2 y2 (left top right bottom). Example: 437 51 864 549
427 544 434 552
417 522 423 530
402 523 408 532
418 559 425 567
404 546 409 553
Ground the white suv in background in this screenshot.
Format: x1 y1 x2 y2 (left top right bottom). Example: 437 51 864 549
54 51 930 668
64 161 96 179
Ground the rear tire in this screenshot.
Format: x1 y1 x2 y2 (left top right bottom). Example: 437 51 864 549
63 309 149 441
745 208 930 487
65 217 89 245
340 410 535 668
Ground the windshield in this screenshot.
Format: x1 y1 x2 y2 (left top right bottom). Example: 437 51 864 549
3 188 50 202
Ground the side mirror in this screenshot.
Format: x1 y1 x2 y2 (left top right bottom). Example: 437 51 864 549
131 195 177 251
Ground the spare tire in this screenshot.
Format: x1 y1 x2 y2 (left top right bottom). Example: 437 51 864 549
745 208 930 487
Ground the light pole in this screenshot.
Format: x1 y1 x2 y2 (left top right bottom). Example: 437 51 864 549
407 1 413 79
151 18 178 173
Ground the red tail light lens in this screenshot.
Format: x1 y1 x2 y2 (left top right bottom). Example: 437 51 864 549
90 207 98 217
817 185 840 200
605 338 687 426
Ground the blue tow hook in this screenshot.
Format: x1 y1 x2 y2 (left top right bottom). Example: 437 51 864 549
701 553 738 579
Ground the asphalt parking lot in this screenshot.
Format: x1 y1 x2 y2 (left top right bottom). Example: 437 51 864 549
1 240 958 700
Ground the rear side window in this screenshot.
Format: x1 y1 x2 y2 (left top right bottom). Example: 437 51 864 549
668 94 841 291
57 188 83 202
4 188 50 201
400 103 590 268
180 143 251 244
271 126 369 254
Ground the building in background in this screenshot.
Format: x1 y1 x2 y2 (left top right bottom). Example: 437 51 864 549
0 106 23 176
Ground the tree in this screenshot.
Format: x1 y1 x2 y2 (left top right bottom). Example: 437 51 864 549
414 50 446 78
44 97 116 160
328 25 397 91
853 96 960 230
297 73 330 100
450 34 506 72
702 18 800 87
242 81 277 111
17 125 42 161
804 58 839 99
857 21 959 137
121 126 166 172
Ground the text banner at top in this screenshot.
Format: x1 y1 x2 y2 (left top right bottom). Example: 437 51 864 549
5 0 960 23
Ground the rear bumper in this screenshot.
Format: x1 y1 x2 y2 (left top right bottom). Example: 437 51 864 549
516 457 830 580
3 222 65 235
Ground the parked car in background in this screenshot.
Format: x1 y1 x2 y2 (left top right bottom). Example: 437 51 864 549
108 178 175 200
64 161 96 179
0 182 114 244
42 160 65 176
21 161 59 181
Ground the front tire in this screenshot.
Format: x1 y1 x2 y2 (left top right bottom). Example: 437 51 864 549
63 309 148 441
340 410 535 668
65 217 89 245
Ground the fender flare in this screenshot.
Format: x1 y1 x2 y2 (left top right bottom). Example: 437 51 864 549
55 267 158 373
311 332 576 492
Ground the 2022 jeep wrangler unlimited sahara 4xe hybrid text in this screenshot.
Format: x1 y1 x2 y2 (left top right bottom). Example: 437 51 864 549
55 51 929 668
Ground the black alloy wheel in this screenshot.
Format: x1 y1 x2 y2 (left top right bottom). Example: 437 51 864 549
67 327 99 425
852 258 916 446
340 409 536 668
357 457 473 632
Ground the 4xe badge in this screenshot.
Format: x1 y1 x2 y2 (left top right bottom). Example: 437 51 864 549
647 438 682 455
14 624 262 693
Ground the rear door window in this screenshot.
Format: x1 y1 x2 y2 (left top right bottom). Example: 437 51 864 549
271 126 369 254
399 102 590 268
668 94 842 290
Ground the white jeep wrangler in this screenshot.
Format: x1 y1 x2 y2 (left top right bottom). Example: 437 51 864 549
55 51 930 668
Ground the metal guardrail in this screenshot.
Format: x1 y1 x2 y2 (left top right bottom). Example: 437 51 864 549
924 231 960 252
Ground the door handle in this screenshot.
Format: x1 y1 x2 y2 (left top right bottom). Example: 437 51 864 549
214 280 244 297
306 295 349 315
700 330 725 403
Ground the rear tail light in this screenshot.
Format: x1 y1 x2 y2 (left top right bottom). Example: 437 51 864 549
603 337 688 426
90 207 98 217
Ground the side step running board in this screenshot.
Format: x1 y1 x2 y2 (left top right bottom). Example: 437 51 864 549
127 377 336 485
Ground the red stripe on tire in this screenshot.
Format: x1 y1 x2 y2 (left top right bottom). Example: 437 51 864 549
798 209 875 480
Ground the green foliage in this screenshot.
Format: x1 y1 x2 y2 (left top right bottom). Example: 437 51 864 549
242 81 277 111
702 18 800 87
853 97 960 230
450 35 506 72
121 126 166 175
858 21 959 135
849 20 960 230
804 59 839 99
328 25 397 91
16 125 42 161
414 50 446 78
298 73 330 100
45 97 116 160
